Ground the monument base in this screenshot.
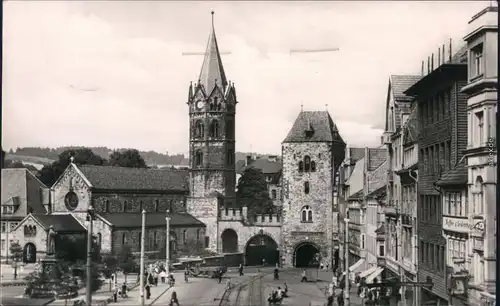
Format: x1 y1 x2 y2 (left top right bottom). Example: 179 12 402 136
27 255 78 300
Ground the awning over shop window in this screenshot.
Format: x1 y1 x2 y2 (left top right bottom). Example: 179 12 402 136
366 267 384 284
358 265 378 279
349 259 364 272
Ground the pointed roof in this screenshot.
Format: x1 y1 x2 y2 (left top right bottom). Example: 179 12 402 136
198 11 228 94
283 111 345 143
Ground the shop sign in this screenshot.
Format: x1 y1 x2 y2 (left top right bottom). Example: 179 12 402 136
474 239 484 251
442 217 469 233
449 273 468 296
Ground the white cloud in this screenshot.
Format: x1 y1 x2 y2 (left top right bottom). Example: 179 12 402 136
2 1 492 155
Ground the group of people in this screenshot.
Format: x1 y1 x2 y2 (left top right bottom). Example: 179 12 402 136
267 283 288 305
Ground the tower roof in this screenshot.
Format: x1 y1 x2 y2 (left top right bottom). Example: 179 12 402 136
283 111 345 143
198 11 228 94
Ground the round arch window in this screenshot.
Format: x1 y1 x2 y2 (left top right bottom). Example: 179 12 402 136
64 191 79 211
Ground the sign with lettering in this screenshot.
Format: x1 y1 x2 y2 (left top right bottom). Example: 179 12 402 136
443 217 469 233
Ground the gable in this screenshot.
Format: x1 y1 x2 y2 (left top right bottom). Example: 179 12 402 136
13 214 47 232
52 163 92 191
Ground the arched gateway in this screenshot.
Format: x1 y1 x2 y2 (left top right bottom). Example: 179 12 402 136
294 242 320 267
244 233 279 266
221 229 238 253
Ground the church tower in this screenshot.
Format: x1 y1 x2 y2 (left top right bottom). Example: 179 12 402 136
186 12 237 251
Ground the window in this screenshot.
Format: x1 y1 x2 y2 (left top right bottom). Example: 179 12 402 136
379 244 385 257
10 222 18 231
473 176 484 215
183 230 187 244
304 156 311 172
298 161 304 172
205 236 210 248
196 229 200 242
227 149 234 166
195 150 203 167
209 120 220 138
271 190 277 200
225 120 234 139
123 201 128 212
154 199 159 212
195 120 204 138
304 181 310 194
122 232 128 245
301 205 313 222
470 43 484 78
24 225 37 237
1 222 5 233
311 161 316 172
361 234 365 249
475 111 484 146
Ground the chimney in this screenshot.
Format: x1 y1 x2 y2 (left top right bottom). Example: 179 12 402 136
40 188 51 214
449 38 452 62
442 44 445 64
427 56 430 74
438 47 441 66
245 155 253 166
268 155 278 163
431 53 434 71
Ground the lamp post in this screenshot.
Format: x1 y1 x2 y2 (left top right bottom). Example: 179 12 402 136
86 206 95 306
344 208 350 306
165 210 171 276
140 210 146 306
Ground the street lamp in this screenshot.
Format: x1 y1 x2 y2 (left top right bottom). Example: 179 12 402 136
165 210 171 276
86 206 95 306
344 208 350 305
139 210 146 306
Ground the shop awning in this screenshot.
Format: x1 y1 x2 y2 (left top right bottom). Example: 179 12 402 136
349 259 364 272
359 265 378 279
366 267 384 284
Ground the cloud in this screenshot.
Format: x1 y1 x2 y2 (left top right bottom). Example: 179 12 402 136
2 1 492 155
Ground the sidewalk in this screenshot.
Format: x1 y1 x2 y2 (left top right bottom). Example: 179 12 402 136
314 270 366 306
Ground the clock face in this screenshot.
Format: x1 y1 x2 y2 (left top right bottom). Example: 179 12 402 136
196 100 204 110
64 191 79 211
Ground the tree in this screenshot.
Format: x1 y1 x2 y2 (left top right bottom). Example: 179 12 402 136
101 254 119 291
9 242 23 280
117 245 136 282
38 148 107 187
109 149 147 168
55 235 101 263
236 167 274 216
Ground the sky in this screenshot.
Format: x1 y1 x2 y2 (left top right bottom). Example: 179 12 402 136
2 1 493 155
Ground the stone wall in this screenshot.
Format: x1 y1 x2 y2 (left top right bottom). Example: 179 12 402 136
186 196 219 251
281 142 336 266
218 220 281 254
111 226 206 255
92 193 187 214
10 215 48 259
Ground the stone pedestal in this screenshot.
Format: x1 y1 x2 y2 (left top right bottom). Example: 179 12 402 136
41 255 58 278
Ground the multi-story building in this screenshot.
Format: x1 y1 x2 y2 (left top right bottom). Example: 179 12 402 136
344 147 387 283
397 106 420 306
382 74 421 306
461 6 498 306
1 168 49 263
405 43 469 305
338 147 365 272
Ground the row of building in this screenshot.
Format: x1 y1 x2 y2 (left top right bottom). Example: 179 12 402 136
337 5 497 306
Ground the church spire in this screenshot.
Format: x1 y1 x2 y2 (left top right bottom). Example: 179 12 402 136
198 11 228 94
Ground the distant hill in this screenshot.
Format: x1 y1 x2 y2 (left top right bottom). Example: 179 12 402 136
7 147 279 167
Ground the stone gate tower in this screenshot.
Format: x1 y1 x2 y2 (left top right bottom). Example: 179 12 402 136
281 111 345 267
186 12 237 251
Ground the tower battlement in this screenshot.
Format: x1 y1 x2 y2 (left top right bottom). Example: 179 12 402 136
218 206 281 226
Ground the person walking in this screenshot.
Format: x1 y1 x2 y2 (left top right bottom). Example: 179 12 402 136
238 263 244 276
169 291 180 306
337 290 345 306
300 269 307 282
145 283 151 300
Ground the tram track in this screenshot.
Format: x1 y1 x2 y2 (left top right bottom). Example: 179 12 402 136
218 272 267 306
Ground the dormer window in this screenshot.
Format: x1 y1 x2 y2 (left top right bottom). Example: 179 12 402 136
2 206 15 214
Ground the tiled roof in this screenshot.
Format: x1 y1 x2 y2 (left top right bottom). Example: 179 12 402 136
375 225 385 234
198 21 228 94
243 157 282 174
99 212 205 228
32 214 85 232
436 162 467 187
284 111 345 143
78 165 189 192
1 169 47 216
349 148 365 164
390 75 421 102
366 185 386 199
368 149 387 171
348 189 363 201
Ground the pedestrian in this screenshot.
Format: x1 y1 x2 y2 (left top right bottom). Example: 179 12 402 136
113 285 118 302
121 282 128 298
218 270 223 283
320 262 324 271
337 290 345 306
300 269 307 282
145 283 151 300
160 270 167 283
226 278 232 290
326 263 329 271
169 291 180 306
238 263 244 276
